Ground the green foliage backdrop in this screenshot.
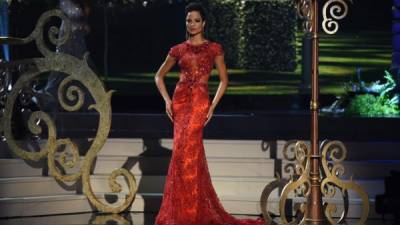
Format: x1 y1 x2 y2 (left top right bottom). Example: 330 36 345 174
205 0 297 71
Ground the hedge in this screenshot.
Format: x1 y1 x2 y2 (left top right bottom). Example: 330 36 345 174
205 0 241 67
205 0 297 71
238 0 297 71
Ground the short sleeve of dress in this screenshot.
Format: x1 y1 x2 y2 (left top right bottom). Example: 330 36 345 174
168 45 180 59
213 43 224 57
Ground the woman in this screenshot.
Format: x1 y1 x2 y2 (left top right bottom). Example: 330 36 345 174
154 3 265 225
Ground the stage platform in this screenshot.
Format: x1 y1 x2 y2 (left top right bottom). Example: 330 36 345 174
0 212 396 225
45 93 400 141
1 94 400 222
56 110 400 141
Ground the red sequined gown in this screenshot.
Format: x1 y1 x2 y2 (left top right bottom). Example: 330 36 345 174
154 41 265 225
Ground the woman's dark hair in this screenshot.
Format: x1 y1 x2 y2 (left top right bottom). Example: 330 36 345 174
185 2 206 21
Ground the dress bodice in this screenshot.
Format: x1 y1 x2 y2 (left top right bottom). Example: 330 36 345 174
169 41 224 84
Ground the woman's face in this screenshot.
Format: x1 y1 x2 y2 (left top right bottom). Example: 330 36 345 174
186 11 205 36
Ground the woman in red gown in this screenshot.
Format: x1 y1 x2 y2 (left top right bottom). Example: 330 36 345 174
154 3 265 225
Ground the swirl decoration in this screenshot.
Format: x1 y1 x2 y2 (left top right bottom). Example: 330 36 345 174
297 0 313 33
282 140 300 178
260 141 310 225
260 174 290 225
320 140 369 225
322 0 352 34
279 141 310 225
1 9 137 213
90 214 132 225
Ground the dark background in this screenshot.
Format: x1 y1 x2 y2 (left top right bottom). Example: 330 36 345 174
8 0 393 73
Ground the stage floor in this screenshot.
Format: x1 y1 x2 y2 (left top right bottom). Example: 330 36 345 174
0 212 397 225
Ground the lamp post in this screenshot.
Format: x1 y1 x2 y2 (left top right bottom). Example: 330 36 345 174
305 0 354 222
300 1 354 223
261 0 369 224
307 0 323 223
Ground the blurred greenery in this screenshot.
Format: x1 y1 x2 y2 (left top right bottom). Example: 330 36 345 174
345 70 399 116
346 94 399 117
237 0 297 70
103 30 391 96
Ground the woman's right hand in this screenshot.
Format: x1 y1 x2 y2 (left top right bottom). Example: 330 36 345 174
165 100 173 122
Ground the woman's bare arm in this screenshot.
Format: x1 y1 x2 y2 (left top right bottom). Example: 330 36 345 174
155 55 177 121
205 54 228 124
211 54 228 109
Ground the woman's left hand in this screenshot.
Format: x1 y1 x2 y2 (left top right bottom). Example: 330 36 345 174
205 105 215 125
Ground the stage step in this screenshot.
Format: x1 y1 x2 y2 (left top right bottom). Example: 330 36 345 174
99 138 271 159
95 156 275 177
0 138 392 220
0 213 159 225
0 159 45 178
276 140 400 160
0 175 274 198
282 160 400 180
0 175 384 201
75 138 400 161
0 138 270 159
0 212 394 225
0 157 276 178
0 193 379 219
3 139 400 161
4 156 396 182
